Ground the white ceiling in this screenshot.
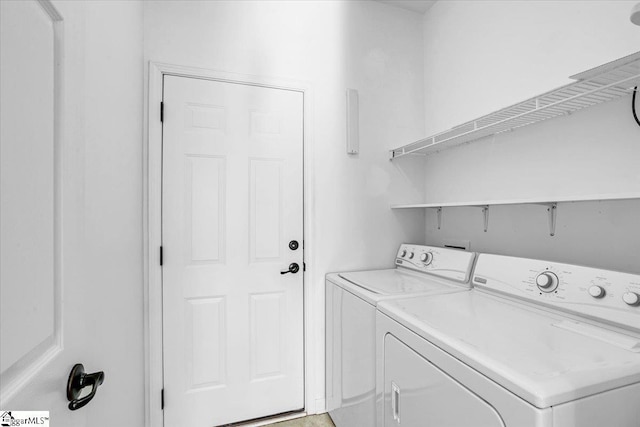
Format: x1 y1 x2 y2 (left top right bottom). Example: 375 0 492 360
377 0 438 14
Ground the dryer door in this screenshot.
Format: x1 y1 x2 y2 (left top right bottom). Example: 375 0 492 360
384 334 505 427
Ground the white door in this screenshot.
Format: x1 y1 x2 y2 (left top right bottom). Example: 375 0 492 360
162 76 304 427
3 2 144 425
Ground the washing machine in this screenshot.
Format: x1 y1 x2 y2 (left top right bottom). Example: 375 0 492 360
376 253 640 427
325 244 476 427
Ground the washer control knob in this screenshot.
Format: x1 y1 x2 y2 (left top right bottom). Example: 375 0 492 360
536 272 558 292
420 252 433 265
588 285 606 299
400 249 407 258
408 252 414 259
622 292 640 307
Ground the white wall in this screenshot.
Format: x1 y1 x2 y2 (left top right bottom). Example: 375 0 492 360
423 0 640 135
2 1 144 425
421 0 640 273
144 0 426 412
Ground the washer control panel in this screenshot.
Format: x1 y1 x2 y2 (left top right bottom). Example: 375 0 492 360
395 244 475 284
472 254 640 331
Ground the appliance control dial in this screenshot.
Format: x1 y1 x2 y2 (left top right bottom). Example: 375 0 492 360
588 285 606 299
400 249 407 258
408 252 414 259
622 292 640 307
536 272 559 293
420 252 433 265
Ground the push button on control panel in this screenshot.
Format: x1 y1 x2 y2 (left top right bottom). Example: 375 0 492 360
588 285 606 299
622 292 640 307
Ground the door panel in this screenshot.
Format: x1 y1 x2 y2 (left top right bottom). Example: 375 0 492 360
249 159 283 261
162 76 304 427
185 155 225 264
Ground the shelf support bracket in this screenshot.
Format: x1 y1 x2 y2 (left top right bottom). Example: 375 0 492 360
534 203 557 236
546 203 557 237
481 205 489 232
436 207 442 230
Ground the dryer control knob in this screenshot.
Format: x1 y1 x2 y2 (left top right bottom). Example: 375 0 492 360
400 249 407 258
622 292 640 306
420 252 432 265
536 272 558 292
588 286 606 299
408 252 415 259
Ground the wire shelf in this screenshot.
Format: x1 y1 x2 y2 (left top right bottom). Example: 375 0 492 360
390 51 640 159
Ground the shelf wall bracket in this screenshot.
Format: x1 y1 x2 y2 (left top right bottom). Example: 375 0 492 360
547 203 557 237
481 206 489 232
532 203 558 236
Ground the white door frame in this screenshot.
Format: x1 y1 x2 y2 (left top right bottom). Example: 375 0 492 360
144 62 318 427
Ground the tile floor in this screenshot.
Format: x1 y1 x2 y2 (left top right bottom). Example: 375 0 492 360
267 414 335 427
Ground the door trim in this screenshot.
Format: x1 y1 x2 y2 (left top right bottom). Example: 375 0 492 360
144 62 318 427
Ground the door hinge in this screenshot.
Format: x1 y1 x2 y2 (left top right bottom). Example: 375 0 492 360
161 388 164 410
160 102 164 122
160 246 163 266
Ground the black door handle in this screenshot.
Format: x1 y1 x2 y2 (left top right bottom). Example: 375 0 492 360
67 363 104 411
281 263 299 274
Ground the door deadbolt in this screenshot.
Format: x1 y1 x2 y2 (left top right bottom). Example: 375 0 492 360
289 240 299 251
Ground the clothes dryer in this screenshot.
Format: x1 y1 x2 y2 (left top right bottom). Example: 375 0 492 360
377 253 640 427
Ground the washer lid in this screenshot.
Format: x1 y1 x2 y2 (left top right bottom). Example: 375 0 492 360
378 291 640 408
338 269 465 296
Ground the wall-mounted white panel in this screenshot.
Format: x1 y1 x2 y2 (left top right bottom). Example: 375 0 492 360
186 297 226 390
185 155 226 264
346 89 359 154
0 0 57 378
250 292 285 380
249 159 282 262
